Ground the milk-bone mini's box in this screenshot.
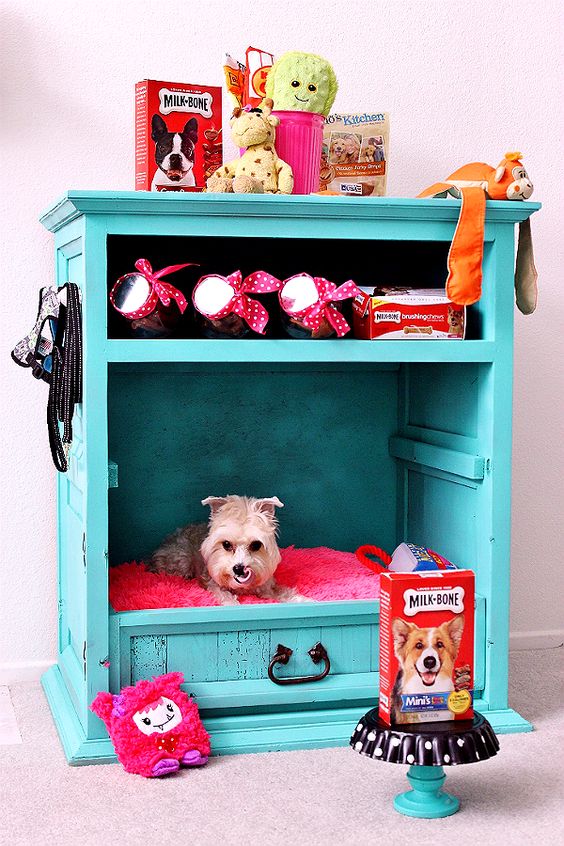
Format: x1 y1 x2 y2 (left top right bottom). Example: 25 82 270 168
135 80 222 192
352 287 465 339
379 570 474 725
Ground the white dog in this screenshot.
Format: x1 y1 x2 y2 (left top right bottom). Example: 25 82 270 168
150 495 308 605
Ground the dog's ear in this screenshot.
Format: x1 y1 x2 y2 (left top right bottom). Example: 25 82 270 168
182 117 198 143
202 496 228 515
447 614 465 652
151 114 168 141
254 496 284 516
392 618 414 657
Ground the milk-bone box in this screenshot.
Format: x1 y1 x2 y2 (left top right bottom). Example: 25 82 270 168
352 287 466 339
135 80 222 192
379 570 474 725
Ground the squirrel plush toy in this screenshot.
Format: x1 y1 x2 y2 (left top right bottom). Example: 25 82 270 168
206 98 293 195
419 152 538 314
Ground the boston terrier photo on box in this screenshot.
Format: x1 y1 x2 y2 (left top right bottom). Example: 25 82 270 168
150 114 198 189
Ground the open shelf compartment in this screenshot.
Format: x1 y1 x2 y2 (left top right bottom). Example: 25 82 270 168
106 233 489 343
106 359 490 718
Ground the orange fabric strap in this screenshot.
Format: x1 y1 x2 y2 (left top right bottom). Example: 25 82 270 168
446 187 486 306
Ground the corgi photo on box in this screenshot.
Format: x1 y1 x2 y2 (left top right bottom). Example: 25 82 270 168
378 569 475 725
391 614 465 723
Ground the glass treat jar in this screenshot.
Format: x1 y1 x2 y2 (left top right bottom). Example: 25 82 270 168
278 274 362 339
192 275 250 338
192 270 280 338
110 259 192 338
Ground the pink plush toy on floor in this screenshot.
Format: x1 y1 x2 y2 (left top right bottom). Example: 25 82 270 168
91 671 210 777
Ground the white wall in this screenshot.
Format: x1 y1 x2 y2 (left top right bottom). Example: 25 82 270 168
1 0 562 681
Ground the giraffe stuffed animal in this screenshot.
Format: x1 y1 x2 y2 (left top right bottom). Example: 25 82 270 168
206 99 293 195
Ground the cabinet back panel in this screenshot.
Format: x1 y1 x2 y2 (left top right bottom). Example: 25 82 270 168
108 367 399 563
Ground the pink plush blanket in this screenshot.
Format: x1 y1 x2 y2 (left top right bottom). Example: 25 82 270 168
110 546 381 611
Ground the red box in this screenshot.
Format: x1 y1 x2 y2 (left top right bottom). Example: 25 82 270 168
352 287 465 339
135 80 222 192
379 570 474 725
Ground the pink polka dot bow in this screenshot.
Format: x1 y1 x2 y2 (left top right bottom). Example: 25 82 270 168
193 270 282 334
110 258 196 320
258 272 362 337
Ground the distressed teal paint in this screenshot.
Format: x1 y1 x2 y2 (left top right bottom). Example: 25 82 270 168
129 635 167 684
40 192 538 763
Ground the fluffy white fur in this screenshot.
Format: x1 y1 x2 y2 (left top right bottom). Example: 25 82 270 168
150 495 308 605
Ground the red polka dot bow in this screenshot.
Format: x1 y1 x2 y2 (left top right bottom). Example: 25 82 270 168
110 258 196 320
257 272 362 337
193 270 281 334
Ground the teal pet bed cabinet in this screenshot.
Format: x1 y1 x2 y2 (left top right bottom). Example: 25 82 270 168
40 192 539 764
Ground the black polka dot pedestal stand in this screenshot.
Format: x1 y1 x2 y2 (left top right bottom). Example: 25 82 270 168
350 709 499 818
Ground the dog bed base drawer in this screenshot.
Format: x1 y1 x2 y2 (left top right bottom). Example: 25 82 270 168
109 597 486 720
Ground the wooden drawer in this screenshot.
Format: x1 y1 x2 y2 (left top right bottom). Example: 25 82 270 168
109 597 486 715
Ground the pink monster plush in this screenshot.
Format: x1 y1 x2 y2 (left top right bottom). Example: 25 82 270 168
91 671 210 777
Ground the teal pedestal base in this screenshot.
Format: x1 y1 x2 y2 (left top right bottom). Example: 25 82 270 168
394 766 459 818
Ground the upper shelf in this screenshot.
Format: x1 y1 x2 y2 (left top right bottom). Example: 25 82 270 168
40 190 541 233
106 338 497 365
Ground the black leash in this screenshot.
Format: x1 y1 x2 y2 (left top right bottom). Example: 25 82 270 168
47 284 82 472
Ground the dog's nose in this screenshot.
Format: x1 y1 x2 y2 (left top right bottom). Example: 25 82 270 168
423 656 437 670
169 154 182 168
233 564 246 576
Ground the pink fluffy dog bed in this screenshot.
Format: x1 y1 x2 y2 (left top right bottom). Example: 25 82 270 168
110 546 381 611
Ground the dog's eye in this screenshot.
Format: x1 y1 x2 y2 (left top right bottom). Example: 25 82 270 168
249 540 262 552
436 641 445 649
291 79 301 88
415 641 424 649
142 717 151 726
307 83 317 93
222 540 233 551
167 703 174 712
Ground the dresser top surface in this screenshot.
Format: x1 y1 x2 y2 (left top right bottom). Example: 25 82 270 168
40 190 541 233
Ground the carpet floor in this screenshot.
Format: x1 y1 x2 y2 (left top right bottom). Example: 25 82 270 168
1 648 563 846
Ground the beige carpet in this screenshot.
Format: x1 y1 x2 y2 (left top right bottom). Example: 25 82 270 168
1 648 563 846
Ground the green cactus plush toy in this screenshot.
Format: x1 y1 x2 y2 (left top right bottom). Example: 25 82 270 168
265 51 337 116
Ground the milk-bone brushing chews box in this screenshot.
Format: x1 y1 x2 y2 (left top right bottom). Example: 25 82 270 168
379 570 474 725
135 80 222 191
352 288 465 339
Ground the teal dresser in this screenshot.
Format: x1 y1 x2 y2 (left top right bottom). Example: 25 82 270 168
39 192 539 763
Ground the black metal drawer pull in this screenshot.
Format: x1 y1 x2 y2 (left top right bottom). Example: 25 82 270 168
268 641 330 685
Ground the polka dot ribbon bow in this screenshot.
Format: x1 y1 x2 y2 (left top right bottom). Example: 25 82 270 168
195 270 282 334
110 258 196 320
259 272 362 337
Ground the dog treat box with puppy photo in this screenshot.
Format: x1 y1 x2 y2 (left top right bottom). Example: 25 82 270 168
379 569 475 725
135 79 222 191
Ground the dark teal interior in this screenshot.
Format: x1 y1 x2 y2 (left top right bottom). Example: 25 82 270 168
108 363 400 563
108 361 485 571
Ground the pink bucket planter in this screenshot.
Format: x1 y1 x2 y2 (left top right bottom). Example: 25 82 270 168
271 111 324 194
